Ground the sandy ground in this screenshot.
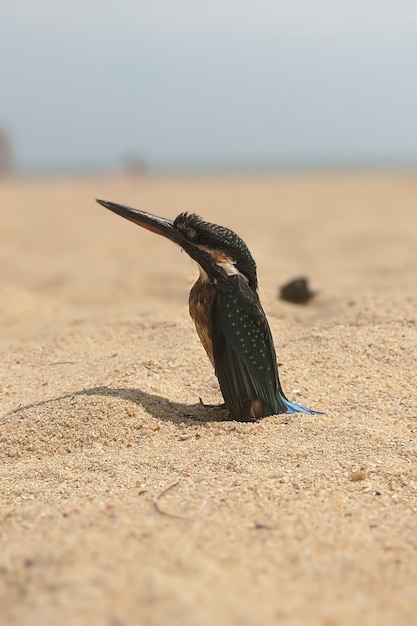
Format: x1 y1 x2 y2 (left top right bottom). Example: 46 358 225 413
1 171 417 625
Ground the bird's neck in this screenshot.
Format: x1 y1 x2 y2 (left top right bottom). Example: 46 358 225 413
196 260 248 284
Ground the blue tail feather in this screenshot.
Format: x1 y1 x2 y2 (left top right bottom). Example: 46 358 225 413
279 394 323 415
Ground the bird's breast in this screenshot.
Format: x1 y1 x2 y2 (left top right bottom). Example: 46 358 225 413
189 278 217 367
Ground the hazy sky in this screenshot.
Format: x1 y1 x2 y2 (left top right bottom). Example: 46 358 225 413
2 1 417 170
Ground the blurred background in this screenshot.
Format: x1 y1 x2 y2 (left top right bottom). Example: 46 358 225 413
1 0 417 327
1 0 417 175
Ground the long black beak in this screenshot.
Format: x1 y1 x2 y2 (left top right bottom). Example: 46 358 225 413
96 199 184 245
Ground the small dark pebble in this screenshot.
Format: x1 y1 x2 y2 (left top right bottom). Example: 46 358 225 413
253 522 274 530
279 277 316 305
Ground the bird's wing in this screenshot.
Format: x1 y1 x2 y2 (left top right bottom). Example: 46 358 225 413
209 274 286 420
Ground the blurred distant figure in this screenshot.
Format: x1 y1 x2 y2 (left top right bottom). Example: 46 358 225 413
121 153 148 178
0 126 14 176
279 277 316 305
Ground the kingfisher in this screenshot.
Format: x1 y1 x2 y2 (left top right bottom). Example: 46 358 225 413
97 199 320 421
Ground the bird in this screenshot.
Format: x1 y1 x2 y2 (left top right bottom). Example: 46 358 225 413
97 199 321 421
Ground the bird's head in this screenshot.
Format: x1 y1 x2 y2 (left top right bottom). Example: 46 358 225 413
97 199 258 290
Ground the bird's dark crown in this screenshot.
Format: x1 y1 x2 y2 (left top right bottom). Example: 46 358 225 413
174 212 258 290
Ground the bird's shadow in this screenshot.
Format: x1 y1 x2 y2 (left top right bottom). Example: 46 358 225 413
2 385 229 425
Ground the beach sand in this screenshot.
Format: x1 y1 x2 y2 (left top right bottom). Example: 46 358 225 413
1 171 416 625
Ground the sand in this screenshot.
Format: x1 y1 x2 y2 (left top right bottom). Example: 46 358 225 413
1 171 416 625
